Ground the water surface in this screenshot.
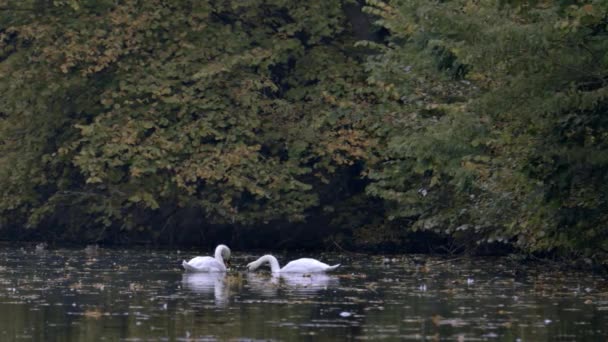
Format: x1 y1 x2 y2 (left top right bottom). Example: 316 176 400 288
0 247 607 341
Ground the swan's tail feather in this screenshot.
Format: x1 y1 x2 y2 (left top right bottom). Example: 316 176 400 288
326 264 340 272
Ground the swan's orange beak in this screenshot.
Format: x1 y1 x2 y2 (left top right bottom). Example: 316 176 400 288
226 259 232 268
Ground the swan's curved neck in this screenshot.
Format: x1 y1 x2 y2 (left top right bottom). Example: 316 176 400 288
214 245 229 264
260 255 281 273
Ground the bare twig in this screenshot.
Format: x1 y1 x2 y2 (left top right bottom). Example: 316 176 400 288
427 256 469 267
330 239 366 255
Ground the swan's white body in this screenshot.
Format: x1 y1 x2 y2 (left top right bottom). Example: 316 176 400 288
182 244 230 273
247 255 340 274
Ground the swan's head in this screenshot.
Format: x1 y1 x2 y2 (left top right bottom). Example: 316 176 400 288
247 258 264 271
246 260 256 271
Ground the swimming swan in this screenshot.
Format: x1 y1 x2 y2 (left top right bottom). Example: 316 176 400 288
182 244 231 273
247 255 340 273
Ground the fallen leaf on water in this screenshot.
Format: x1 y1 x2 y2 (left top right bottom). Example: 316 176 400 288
69 282 82 290
129 283 143 291
83 309 103 319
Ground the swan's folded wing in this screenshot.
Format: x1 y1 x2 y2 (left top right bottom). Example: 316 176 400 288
281 258 337 273
186 256 214 268
182 259 224 273
183 260 208 272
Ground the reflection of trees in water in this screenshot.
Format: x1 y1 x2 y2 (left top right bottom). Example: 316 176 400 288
246 273 340 297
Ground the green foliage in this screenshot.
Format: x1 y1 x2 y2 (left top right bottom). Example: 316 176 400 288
0 0 374 240
2 0 608 261
363 0 608 258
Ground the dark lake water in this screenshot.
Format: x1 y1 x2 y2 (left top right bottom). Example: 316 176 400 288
0 246 607 341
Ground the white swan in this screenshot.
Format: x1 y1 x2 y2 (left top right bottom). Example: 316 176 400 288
247 255 340 273
182 244 230 273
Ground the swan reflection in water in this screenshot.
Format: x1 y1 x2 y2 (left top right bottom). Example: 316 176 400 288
246 272 339 297
182 272 230 306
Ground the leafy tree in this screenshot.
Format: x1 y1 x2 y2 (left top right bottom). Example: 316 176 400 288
363 0 608 258
3 0 608 262
0 0 375 242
